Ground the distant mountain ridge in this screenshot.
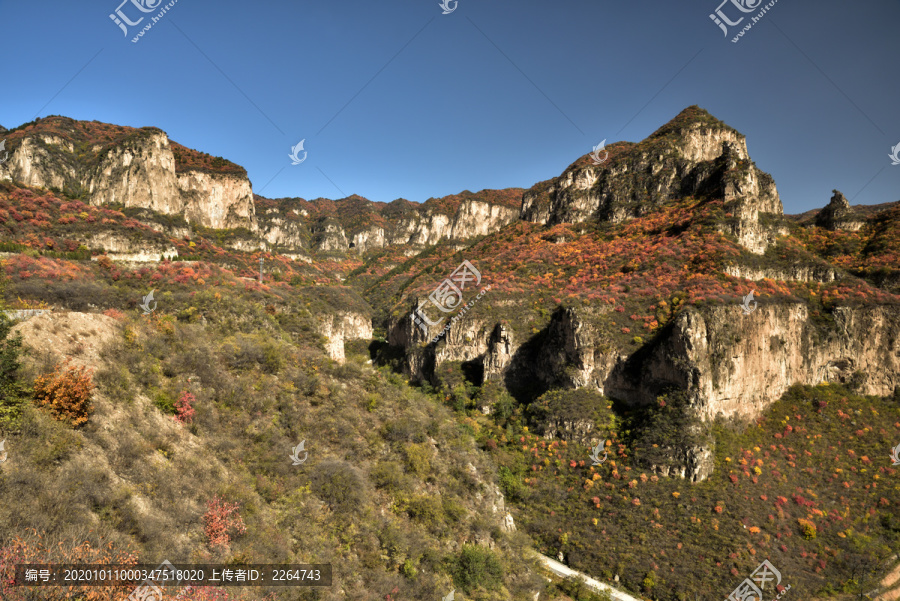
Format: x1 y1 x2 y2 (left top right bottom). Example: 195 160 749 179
786 199 900 222
0 107 797 258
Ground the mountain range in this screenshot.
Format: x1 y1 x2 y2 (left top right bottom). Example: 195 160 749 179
0 106 898 601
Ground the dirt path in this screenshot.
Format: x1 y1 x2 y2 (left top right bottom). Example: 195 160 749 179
878 560 900 601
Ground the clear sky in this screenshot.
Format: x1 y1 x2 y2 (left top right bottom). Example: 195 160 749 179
1 0 898 213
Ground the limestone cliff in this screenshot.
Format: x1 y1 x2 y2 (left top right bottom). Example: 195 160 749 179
84 231 178 262
317 312 374 363
521 106 784 253
0 116 257 231
604 303 900 421
392 299 900 436
257 191 521 253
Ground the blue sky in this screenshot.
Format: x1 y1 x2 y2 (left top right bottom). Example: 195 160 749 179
1 0 898 213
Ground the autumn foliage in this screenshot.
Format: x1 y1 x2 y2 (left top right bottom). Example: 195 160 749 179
32 359 94 427
174 390 196 424
0 530 138 601
202 496 246 549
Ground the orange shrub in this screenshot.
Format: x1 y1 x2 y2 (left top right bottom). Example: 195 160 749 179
96 255 114 270
32 359 94 426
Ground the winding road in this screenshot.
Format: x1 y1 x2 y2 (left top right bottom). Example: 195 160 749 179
534 552 645 601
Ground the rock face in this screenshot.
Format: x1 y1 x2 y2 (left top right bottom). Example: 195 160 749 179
2 136 75 191
260 195 521 254
316 312 373 363
85 231 178 262
177 170 255 231
394 301 900 427
815 190 865 231
390 299 900 480
724 263 838 284
651 442 715 483
605 303 900 421
0 118 257 231
521 106 783 253
311 217 351 252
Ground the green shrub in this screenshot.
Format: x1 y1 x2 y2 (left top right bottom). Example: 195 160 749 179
642 569 657 592
401 558 417 578
372 461 410 493
450 383 470 413
626 388 710 469
382 417 426 443
152 388 176 414
406 494 443 526
450 544 504 593
497 466 526 502
477 381 518 425
402 442 431 476
798 518 817 540
0 313 26 429
31 419 84 467
309 460 367 511
441 496 467 523
557 576 613 601
221 334 283 374
527 388 606 437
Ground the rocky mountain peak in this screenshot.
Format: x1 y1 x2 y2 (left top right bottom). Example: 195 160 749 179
830 189 850 209
648 105 749 163
649 105 736 137
815 189 864 231
521 106 781 252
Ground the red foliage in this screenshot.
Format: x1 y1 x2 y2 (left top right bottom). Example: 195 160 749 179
102 308 125 320
203 496 246 549
174 391 196 424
